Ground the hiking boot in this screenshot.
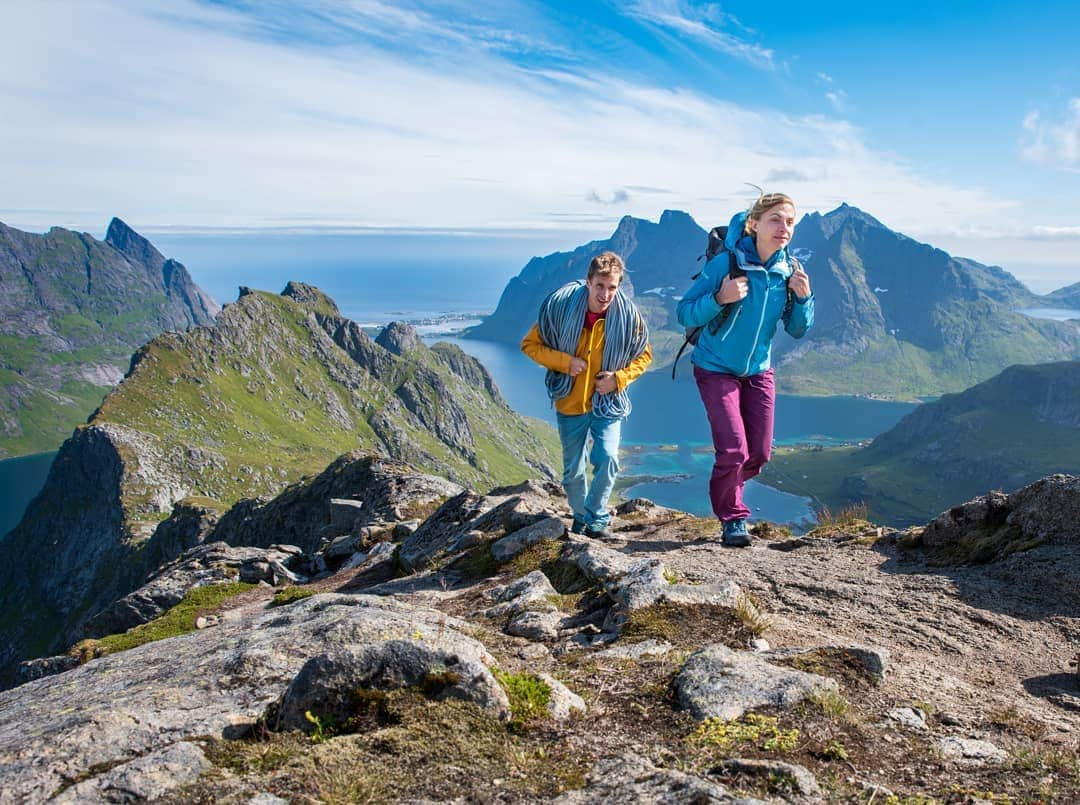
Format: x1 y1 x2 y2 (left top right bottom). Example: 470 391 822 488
722 518 751 547
570 517 586 535
584 524 617 541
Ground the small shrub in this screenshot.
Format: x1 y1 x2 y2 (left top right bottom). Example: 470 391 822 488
807 688 853 723
270 586 317 607
734 593 772 637
493 670 552 729
688 713 799 754
305 710 330 744
823 740 849 761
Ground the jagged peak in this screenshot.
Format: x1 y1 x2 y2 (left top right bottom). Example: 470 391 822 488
658 209 697 227
375 321 423 356
105 218 164 266
281 281 341 317
820 203 887 229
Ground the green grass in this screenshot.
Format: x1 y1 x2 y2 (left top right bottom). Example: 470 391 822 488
493 670 553 729
69 581 255 660
270 586 318 607
687 713 799 754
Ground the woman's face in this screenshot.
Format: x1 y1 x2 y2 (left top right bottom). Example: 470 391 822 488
750 202 796 258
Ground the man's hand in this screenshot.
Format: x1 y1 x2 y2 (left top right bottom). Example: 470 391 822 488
568 357 587 376
714 274 748 305
594 371 617 394
788 265 811 299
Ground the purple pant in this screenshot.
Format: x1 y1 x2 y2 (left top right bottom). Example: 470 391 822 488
693 366 775 522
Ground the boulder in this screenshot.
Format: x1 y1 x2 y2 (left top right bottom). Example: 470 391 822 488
272 640 510 730
674 644 839 721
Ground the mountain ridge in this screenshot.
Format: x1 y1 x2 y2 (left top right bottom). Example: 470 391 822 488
0 218 219 458
0 281 560 684
467 205 1077 399
765 359 1080 525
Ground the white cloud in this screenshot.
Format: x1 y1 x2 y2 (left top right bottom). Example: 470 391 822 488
623 0 776 70
0 0 1023 248
1020 99 1080 172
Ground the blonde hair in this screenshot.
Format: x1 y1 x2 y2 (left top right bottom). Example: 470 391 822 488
744 192 796 236
587 251 625 282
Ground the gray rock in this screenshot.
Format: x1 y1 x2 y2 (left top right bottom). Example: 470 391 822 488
674 644 839 721
485 570 558 618
553 752 761 804
341 540 398 571
0 593 494 802
273 640 510 730
938 736 1008 764
51 741 210 804
86 542 300 638
506 610 563 641
537 673 585 720
562 535 634 582
923 474 1080 555
14 655 80 685
715 757 822 799
400 485 563 571
594 640 674 661
491 516 566 563
762 644 889 682
887 706 929 731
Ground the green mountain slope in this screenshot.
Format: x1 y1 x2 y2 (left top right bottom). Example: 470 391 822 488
764 361 1080 525
0 282 559 684
0 218 218 457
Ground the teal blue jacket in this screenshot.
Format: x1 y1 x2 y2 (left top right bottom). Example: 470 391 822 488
676 210 814 377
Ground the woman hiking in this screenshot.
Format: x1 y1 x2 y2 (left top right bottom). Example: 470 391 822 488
676 192 814 546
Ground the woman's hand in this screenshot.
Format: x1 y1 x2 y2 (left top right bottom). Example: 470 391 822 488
788 266 811 299
714 274 748 305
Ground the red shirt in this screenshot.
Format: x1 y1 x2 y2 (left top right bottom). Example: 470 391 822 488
584 309 606 330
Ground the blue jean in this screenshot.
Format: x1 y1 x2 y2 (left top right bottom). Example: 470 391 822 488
556 412 623 529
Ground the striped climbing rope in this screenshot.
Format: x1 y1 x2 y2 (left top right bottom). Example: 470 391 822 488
537 280 649 419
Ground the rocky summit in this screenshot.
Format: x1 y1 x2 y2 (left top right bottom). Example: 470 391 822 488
0 462 1077 803
0 218 218 457
0 282 559 686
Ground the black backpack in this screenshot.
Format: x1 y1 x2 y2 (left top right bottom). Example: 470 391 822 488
670 226 797 379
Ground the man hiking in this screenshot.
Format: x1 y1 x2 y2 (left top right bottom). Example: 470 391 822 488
521 251 652 540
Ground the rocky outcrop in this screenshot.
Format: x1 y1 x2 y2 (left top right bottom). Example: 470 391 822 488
0 218 217 457
0 472 1077 802
204 452 463 554
0 593 494 803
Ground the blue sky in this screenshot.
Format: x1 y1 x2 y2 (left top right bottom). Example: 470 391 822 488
2 0 1078 291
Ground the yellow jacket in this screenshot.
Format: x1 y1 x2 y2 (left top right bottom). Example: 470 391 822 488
520 320 653 416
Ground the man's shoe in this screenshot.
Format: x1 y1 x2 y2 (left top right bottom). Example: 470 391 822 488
722 518 752 547
584 524 617 541
570 517 586 535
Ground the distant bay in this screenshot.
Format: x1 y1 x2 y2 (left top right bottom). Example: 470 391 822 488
1017 307 1080 322
0 451 55 538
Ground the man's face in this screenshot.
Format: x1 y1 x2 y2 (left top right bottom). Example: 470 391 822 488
586 273 621 314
